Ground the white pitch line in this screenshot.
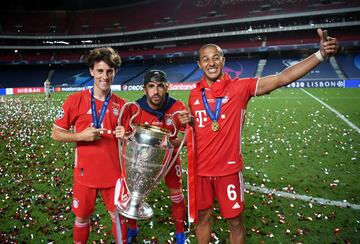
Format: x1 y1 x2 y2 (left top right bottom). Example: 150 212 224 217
300 88 360 134
245 184 360 210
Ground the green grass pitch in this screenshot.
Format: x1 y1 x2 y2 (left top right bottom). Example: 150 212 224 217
0 88 359 243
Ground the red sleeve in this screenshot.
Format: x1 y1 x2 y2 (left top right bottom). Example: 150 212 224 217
54 94 77 130
234 77 259 101
247 77 259 97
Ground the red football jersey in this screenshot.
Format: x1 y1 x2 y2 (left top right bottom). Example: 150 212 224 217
54 89 126 188
130 100 187 137
188 74 258 177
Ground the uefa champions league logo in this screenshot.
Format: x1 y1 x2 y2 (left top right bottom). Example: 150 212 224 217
283 59 299 67
56 108 65 120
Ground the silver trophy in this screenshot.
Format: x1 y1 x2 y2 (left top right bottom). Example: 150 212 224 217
115 102 186 220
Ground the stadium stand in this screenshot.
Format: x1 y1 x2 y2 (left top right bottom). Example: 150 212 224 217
0 10 68 34
127 61 199 84
262 57 339 80
51 66 91 86
336 54 360 79
0 0 359 89
2 0 359 35
53 53 84 63
0 58 264 87
0 65 49 88
115 63 154 84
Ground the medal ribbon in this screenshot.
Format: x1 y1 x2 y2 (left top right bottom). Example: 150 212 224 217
91 87 112 128
201 89 222 122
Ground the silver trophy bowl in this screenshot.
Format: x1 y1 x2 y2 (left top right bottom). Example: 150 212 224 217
117 124 174 219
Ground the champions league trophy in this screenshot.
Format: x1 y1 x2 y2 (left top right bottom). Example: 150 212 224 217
114 102 186 220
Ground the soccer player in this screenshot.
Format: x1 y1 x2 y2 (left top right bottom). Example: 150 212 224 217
51 47 128 243
187 29 339 243
44 79 51 99
125 70 190 244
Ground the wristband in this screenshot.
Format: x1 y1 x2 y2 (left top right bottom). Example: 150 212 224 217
315 50 325 62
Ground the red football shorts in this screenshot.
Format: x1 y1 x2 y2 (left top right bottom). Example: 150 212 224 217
196 172 245 219
72 180 116 218
164 157 182 189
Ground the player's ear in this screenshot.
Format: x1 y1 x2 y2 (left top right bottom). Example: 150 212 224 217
197 60 201 69
89 68 94 77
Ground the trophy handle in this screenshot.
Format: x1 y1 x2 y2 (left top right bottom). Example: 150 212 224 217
118 101 140 132
169 110 181 137
118 102 140 178
162 110 189 177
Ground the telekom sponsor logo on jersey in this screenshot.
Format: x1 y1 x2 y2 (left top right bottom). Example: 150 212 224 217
195 110 208 128
195 110 226 128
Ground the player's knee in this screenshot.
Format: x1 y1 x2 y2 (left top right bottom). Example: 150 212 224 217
228 214 244 231
198 209 212 224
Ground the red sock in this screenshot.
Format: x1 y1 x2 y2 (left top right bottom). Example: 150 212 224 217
170 193 186 233
73 220 90 244
112 216 128 243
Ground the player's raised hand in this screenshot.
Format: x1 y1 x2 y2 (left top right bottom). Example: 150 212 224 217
317 28 339 59
178 110 192 125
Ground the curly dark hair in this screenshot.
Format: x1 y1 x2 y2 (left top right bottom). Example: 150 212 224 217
86 47 121 69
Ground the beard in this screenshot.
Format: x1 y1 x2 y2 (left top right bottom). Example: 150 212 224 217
148 95 164 109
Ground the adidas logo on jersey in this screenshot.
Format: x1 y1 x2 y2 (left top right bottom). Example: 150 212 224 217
194 99 200 105
232 202 241 209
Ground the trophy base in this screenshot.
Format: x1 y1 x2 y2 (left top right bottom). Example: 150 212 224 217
116 200 153 220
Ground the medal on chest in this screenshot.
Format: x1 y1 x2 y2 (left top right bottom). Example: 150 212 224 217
91 88 112 139
211 121 219 132
201 89 222 132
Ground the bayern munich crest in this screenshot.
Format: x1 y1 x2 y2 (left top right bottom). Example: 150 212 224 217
112 108 119 116
165 118 173 126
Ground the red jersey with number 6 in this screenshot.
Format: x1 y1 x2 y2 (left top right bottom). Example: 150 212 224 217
188 74 258 177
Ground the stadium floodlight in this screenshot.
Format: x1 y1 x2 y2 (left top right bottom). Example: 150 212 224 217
81 40 93 44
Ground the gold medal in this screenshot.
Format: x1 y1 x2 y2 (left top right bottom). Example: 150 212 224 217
211 121 219 132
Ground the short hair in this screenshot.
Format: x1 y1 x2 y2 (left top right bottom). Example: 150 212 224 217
86 47 121 69
197 43 224 60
